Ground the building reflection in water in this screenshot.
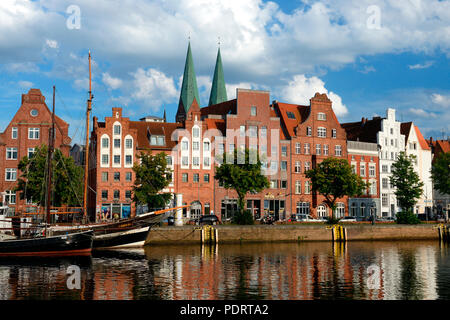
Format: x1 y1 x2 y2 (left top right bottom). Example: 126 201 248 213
0 241 445 300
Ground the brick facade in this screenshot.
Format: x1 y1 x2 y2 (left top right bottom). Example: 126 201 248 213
0 89 71 215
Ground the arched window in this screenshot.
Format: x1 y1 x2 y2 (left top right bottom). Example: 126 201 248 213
334 203 345 218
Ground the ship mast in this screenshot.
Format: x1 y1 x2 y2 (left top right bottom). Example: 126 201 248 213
83 51 93 221
46 85 56 225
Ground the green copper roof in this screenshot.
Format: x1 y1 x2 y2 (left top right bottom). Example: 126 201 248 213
208 48 227 106
179 42 200 112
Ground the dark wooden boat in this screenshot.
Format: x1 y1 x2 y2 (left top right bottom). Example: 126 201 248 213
0 230 93 257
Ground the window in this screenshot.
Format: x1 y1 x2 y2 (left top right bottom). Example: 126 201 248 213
101 190 108 199
306 127 312 136
351 164 357 174
287 111 296 119
11 127 18 139
126 172 132 181
182 140 188 151
150 135 165 146
182 156 189 166
251 106 257 116
125 190 132 200
295 181 302 194
114 172 120 181
4 190 16 204
281 146 287 157
166 156 172 166
113 155 120 165
270 180 277 189
260 126 267 138
204 174 210 183
280 161 287 171
229 144 235 153
296 202 310 215
360 203 366 217
114 139 120 148
114 125 121 135
295 143 301 154
270 161 278 172
28 148 35 158
182 173 188 182
350 203 357 217
6 148 18 160
304 143 310 154
102 137 109 148
30 109 38 117
304 161 310 172
360 163 366 177
304 181 311 194
5 168 17 181
193 173 199 183
28 128 39 139
281 180 287 189
369 165 376 177
193 141 199 151
193 157 200 167
382 193 388 207
382 178 388 189
248 126 258 138
102 172 108 182
193 127 200 138
125 139 133 149
317 112 326 121
113 190 120 199
335 145 342 156
317 127 326 138
239 125 245 137
369 181 377 195
323 145 329 155
382 165 388 173
203 157 210 167
332 129 337 138
316 144 321 155
391 139 394 146
295 161 301 173
334 203 345 218
102 154 109 165
203 141 210 151
390 128 393 135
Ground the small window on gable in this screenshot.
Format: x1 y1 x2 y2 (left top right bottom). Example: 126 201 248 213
286 111 296 119
317 113 326 121
251 106 257 116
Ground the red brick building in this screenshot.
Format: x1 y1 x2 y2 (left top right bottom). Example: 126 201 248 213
0 89 71 215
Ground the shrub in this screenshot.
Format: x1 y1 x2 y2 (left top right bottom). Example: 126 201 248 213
396 211 421 224
232 209 254 225
326 216 341 225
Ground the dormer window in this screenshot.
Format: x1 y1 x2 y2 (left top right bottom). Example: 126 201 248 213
317 113 326 121
286 111 296 119
150 135 165 146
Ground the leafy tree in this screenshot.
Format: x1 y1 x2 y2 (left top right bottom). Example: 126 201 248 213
215 148 269 224
16 144 84 207
431 152 450 196
305 157 367 221
389 151 423 213
132 152 172 210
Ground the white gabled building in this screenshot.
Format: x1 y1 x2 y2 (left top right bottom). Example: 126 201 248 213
401 122 433 215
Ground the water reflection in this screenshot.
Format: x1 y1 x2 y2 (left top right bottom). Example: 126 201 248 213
0 241 448 300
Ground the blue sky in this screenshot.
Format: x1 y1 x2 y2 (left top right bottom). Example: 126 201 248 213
0 0 449 145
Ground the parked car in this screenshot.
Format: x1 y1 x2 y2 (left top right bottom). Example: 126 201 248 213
378 216 395 222
199 215 220 225
295 214 325 222
341 216 357 222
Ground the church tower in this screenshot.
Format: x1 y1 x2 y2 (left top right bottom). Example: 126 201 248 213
208 47 227 106
176 42 201 122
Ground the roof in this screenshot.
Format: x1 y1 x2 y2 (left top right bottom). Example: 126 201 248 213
275 102 310 138
341 117 383 143
414 125 430 150
179 42 200 113
400 122 413 143
201 99 237 117
205 118 226 135
401 122 431 150
129 121 182 150
208 47 227 106
437 140 450 153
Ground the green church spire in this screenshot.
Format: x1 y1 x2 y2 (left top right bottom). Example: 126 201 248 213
208 47 227 106
179 42 201 113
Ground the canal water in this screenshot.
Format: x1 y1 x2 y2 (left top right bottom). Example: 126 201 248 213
0 241 449 300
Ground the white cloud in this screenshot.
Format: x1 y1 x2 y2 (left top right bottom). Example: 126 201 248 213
359 65 376 74
431 93 450 108
408 61 434 70
407 108 437 118
131 68 178 111
102 73 123 90
18 80 33 88
279 74 348 117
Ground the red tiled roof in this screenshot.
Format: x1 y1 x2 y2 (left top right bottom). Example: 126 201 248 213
129 121 182 150
413 125 430 150
275 102 310 139
341 117 383 143
205 118 226 135
201 99 237 117
437 140 450 153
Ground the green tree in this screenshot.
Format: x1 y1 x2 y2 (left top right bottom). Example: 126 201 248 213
16 144 84 207
214 148 269 224
305 157 367 221
431 152 450 196
132 152 172 210
390 151 423 213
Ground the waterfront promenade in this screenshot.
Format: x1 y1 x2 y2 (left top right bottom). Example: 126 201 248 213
145 223 443 245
